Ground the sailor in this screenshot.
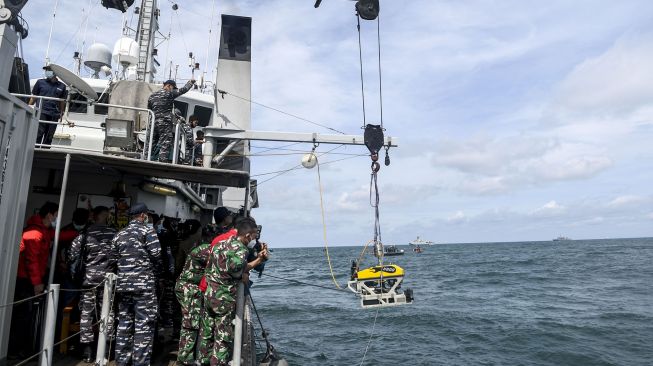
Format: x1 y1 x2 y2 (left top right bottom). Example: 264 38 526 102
67 206 118 362
180 114 198 165
113 203 163 366
175 241 211 365
202 218 268 366
194 130 205 166
213 207 234 237
28 65 68 145
9 201 58 358
147 79 195 162
156 216 178 330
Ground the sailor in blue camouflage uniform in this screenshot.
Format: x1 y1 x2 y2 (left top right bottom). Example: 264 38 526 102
67 206 118 362
114 203 163 366
147 79 195 162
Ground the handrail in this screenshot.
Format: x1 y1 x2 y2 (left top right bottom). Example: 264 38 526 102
232 282 245 366
5 275 117 366
10 93 158 160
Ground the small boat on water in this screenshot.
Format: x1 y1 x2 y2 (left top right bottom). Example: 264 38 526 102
384 245 405 256
553 236 572 241
413 245 423 253
409 236 434 246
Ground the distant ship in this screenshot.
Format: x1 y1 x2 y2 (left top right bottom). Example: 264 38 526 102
553 236 572 241
384 245 405 256
409 236 434 246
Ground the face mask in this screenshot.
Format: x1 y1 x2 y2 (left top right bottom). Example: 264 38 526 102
44 70 55 79
50 216 57 228
73 223 85 231
143 216 149 225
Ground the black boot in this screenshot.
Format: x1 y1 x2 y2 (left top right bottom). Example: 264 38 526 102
82 344 93 363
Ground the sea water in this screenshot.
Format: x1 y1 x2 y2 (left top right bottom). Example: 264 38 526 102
250 238 653 365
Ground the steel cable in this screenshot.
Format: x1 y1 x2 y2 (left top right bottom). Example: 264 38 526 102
0 289 50 309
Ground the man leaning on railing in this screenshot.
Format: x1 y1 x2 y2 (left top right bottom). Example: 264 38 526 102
28 65 67 145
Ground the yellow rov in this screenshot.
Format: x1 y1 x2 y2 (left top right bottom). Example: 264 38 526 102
347 264 414 308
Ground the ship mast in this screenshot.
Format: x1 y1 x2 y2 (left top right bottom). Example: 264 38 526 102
135 0 158 82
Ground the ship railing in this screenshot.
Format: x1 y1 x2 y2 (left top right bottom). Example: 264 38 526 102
9 93 192 164
0 273 117 366
233 282 258 366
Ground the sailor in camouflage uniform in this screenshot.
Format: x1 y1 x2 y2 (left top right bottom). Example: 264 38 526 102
175 242 211 365
178 114 197 165
67 206 118 362
202 218 268 366
114 203 163 366
147 79 195 162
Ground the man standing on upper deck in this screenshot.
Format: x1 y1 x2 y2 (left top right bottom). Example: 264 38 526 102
113 203 163 366
28 66 67 145
147 79 195 162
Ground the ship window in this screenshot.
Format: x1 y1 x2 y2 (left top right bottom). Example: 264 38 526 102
192 105 212 127
69 93 88 113
174 101 188 118
94 93 109 115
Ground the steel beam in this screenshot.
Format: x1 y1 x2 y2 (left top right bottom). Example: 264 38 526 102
202 128 397 147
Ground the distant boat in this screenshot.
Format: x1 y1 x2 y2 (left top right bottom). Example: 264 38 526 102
409 236 434 246
384 245 404 256
553 236 572 241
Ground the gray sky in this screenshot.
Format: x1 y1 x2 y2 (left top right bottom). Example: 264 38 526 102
19 0 653 247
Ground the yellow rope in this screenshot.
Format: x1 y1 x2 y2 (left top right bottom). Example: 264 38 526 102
316 157 344 289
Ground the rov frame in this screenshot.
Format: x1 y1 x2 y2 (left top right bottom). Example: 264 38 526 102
347 264 413 309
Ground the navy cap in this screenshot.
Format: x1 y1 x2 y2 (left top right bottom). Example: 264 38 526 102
163 79 177 87
129 202 149 215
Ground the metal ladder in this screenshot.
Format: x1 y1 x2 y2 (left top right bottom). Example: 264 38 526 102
136 0 156 81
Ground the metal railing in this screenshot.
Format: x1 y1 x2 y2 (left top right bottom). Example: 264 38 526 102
0 273 117 366
9 93 179 162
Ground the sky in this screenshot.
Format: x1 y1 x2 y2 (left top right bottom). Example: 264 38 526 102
18 0 653 247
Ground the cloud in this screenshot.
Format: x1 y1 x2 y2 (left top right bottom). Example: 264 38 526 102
531 200 566 218
430 135 612 194
446 210 467 224
608 195 648 208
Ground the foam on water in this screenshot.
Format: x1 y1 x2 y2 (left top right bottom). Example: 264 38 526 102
251 238 653 365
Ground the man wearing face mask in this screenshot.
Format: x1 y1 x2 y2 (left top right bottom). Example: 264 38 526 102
28 66 68 145
114 203 163 366
56 208 90 287
9 201 58 358
147 79 195 162
202 218 268 366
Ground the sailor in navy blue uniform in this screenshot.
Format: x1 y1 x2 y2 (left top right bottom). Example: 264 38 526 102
147 79 195 162
113 203 163 366
28 66 67 145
